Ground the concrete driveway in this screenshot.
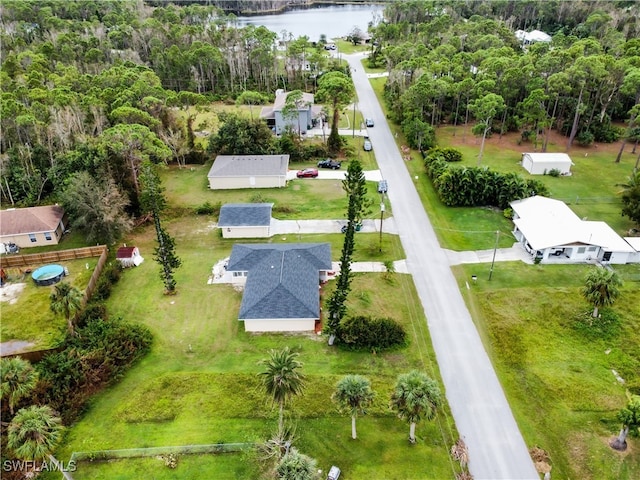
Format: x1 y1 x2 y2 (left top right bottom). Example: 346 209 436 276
346 53 539 480
269 216 398 235
286 169 383 182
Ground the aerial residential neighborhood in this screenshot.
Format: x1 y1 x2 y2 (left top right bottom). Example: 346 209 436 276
1 1 639 480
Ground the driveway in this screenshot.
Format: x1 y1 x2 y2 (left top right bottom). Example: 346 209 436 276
286 169 382 181
445 243 533 266
270 217 398 235
346 53 539 480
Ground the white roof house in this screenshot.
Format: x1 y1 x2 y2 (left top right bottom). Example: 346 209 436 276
521 153 573 175
515 29 552 45
510 196 639 264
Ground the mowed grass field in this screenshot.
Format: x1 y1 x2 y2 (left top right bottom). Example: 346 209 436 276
50 212 460 479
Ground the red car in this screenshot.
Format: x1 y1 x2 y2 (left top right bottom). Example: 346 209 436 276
296 168 319 178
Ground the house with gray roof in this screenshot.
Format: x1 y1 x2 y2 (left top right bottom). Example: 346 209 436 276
207 154 289 190
218 203 273 238
227 243 332 332
260 90 323 135
0 205 66 249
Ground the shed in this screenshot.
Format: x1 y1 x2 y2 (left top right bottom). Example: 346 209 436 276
521 153 573 175
116 246 144 267
218 203 273 238
207 155 289 190
0 205 66 248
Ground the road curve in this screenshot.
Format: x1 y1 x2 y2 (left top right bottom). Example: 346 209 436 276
346 54 539 480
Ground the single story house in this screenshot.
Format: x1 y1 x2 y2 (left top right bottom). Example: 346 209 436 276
515 29 552 45
207 154 289 190
116 246 144 267
521 153 573 175
0 205 66 248
510 196 639 264
260 89 323 135
624 237 640 263
226 243 332 332
218 203 273 238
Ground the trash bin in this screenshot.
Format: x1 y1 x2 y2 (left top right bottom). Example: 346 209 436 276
327 466 341 480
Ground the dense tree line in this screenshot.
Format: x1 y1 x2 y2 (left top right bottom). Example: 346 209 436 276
373 1 640 154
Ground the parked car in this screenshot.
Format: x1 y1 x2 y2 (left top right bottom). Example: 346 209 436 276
363 139 372 151
296 168 319 178
341 222 362 233
365 118 374 127
317 159 341 169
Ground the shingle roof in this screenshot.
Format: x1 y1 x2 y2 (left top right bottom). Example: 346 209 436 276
0 205 64 236
116 247 137 258
272 91 314 111
208 155 290 178
218 203 273 227
227 243 331 320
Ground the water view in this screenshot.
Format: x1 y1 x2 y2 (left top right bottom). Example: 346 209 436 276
232 3 383 42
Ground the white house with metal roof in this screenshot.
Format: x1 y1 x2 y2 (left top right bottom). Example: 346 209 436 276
218 203 273 238
521 152 573 175
510 196 639 264
207 155 289 190
226 243 332 332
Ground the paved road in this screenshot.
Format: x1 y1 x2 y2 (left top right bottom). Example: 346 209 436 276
346 54 539 480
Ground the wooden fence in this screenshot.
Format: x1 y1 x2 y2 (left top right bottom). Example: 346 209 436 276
0 246 107 269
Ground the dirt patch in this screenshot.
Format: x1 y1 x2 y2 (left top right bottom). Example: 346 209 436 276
0 282 26 305
0 340 36 356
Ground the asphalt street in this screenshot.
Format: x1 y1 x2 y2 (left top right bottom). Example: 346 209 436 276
346 53 540 480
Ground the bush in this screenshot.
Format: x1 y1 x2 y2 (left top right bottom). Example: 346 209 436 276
337 316 406 351
195 201 218 215
576 130 594 147
548 168 561 177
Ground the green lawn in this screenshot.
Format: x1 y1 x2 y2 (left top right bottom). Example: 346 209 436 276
452 262 640 480
0 257 99 349
48 213 458 479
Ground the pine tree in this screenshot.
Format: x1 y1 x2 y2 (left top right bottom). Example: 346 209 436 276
140 162 182 294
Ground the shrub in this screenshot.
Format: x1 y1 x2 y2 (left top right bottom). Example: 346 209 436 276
576 130 594 147
195 201 218 215
548 168 561 177
337 316 406 351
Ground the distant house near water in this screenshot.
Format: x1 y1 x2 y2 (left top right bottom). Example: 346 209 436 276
218 203 273 238
207 155 289 190
226 243 332 332
510 196 639 264
0 205 66 249
521 153 573 175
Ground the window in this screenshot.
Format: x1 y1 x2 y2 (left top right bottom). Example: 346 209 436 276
587 246 596 252
29 234 36 243
233 271 247 277
45 232 52 241
577 247 585 254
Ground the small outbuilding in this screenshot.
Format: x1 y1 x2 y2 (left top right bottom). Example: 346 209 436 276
521 153 573 175
207 155 289 190
218 203 273 238
116 246 144 267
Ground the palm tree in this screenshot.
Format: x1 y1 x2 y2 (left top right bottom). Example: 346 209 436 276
390 370 442 444
258 347 306 433
611 393 640 451
332 374 375 439
1 357 39 415
581 268 623 318
276 447 319 480
7 405 63 461
50 282 83 335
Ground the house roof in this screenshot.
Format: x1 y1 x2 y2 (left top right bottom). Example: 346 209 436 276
116 246 138 258
510 196 634 252
0 205 64 237
218 203 273 227
522 153 573 164
273 91 314 111
515 29 552 43
208 155 290 178
227 243 331 320
624 237 640 252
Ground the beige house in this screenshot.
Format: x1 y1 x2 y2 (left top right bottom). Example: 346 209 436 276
0 205 66 248
227 243 332 332
207 155 289 189
218 203 272 239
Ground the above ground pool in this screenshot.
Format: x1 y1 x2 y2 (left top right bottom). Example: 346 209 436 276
32 264 65 286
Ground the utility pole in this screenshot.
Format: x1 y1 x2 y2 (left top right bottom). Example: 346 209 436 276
379 203 385 252
488 230 500 280
352 98 356 138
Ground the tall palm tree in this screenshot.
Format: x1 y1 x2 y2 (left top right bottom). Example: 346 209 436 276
332 374 375 439
258 347 306 433
50 282 83 335
7 405 63 461
390 370 442 444
1 357 39 415
581 268 623 318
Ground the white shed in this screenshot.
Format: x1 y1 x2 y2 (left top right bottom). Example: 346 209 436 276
521 153 573 175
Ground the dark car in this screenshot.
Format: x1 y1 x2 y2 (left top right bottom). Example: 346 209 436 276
317 159 341 169
296 168 319 178
365 118 374 127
